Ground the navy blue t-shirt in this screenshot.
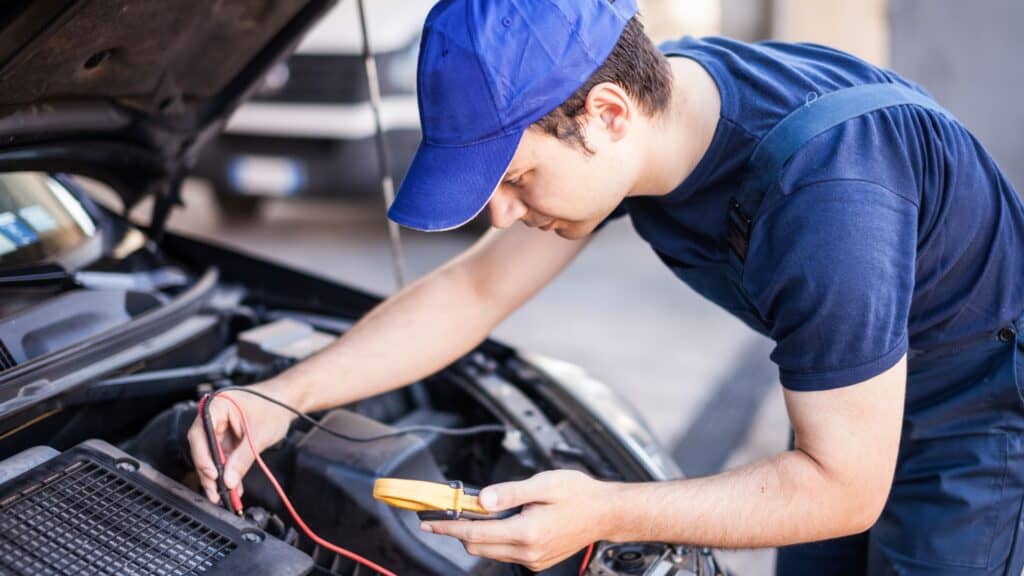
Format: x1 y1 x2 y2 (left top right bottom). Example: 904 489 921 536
605 37 1024 391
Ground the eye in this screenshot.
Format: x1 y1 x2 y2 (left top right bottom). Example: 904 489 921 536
503 174 523 188
504 170 531 188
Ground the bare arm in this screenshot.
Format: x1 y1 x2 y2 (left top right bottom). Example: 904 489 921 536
269 223 592 411
609 356 906 547
423 357 906 568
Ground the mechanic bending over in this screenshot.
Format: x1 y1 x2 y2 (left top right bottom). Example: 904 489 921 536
189 1 1024 574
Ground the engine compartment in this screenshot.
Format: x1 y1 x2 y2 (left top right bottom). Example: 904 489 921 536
0 225 721 575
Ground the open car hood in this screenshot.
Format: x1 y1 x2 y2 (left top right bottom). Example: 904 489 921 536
0 0 335 214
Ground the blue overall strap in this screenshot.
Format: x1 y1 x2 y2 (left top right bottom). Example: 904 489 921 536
726 83 951 266
747 83 950 192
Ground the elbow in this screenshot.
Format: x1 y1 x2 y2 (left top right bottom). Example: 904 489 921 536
836 478 891 536
800 445 895 538
847 497 886 535
804 453 893 538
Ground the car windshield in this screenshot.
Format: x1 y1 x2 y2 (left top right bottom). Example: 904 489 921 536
0 172 97 271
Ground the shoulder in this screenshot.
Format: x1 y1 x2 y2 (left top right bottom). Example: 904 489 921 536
758 107 926 215
743 178 918 391
745 177 918 314
753 177 918 256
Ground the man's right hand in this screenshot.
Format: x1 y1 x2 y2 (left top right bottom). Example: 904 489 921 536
187 383 296 504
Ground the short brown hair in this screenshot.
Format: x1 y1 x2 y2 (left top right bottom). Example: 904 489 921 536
534 16 672 153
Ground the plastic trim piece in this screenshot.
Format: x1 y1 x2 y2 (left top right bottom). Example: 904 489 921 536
0 267 219 422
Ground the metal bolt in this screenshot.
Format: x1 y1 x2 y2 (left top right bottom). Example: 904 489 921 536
241 531 263 543
115 459 139 472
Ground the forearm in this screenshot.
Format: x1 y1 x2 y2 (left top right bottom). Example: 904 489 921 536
264 260 506 412
606 449 882 549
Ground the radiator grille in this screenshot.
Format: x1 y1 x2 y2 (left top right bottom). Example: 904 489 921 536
0 459 235 575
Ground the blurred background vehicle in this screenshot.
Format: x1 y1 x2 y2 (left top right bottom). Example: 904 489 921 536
192 0 433 219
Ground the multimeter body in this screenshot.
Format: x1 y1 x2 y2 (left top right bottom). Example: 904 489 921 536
374 478 522 521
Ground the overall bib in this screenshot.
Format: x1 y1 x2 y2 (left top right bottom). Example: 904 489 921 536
656 79 1024 574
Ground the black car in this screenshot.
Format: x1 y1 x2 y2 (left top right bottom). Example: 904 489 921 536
0 2 722 575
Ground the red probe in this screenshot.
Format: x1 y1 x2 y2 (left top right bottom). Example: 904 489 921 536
202 392 596 576
579 543 594 576
204 394 398 576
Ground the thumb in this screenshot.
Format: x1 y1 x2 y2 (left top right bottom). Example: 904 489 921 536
479 473 555 511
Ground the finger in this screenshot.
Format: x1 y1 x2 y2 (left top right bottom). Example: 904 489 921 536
460 542 524 564
187 421 220 503
479 472 557 511
463 542 556 573
210 401 234 437
202 399 245 490
421 518 521 544
187 421 217 478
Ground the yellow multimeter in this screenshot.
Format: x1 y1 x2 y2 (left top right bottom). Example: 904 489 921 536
373 478 522 521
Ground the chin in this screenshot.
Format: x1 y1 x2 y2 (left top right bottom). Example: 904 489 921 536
555 222 597 240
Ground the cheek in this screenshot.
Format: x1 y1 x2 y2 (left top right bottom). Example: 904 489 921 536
575 163 628 209
525 169 621 220
525 178 591 218
520 144 628 219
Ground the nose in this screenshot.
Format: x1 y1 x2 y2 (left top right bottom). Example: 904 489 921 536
486 188 527 229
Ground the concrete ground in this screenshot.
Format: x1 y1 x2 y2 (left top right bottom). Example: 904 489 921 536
160 180 790 575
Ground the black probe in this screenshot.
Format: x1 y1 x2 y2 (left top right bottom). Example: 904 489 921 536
199 394 243 515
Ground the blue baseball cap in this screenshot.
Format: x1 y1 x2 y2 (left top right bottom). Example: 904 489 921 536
388 0 639 231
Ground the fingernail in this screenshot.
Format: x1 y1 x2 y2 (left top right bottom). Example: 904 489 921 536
224 470 238 488
420 523 433 533
480 489 497 510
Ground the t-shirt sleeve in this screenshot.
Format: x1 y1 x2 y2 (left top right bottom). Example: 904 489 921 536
745 180 917 391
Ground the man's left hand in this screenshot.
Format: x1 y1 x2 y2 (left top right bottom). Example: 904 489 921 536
420 469 615 571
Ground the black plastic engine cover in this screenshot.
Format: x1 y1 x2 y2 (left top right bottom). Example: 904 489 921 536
292 409 480 576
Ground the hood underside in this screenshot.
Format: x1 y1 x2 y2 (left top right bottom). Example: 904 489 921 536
1 1 309 115
0 0 333 209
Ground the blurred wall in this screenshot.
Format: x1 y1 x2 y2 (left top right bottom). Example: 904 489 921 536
721 0 771 42
719 0 1021 189
771 0 889 65
638 0 721 42
722 0 888 66
889 0 1023 190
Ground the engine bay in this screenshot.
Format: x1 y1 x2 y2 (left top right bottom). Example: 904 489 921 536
0 223 721 575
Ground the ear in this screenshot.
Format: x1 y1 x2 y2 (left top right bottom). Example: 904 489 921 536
583 82 634 142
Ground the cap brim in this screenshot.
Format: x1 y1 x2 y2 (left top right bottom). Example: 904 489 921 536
388 130 522 232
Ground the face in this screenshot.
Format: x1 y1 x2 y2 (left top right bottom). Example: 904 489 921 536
485 86 646 239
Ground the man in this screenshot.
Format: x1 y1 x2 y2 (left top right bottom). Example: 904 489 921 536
189 0 1024 574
